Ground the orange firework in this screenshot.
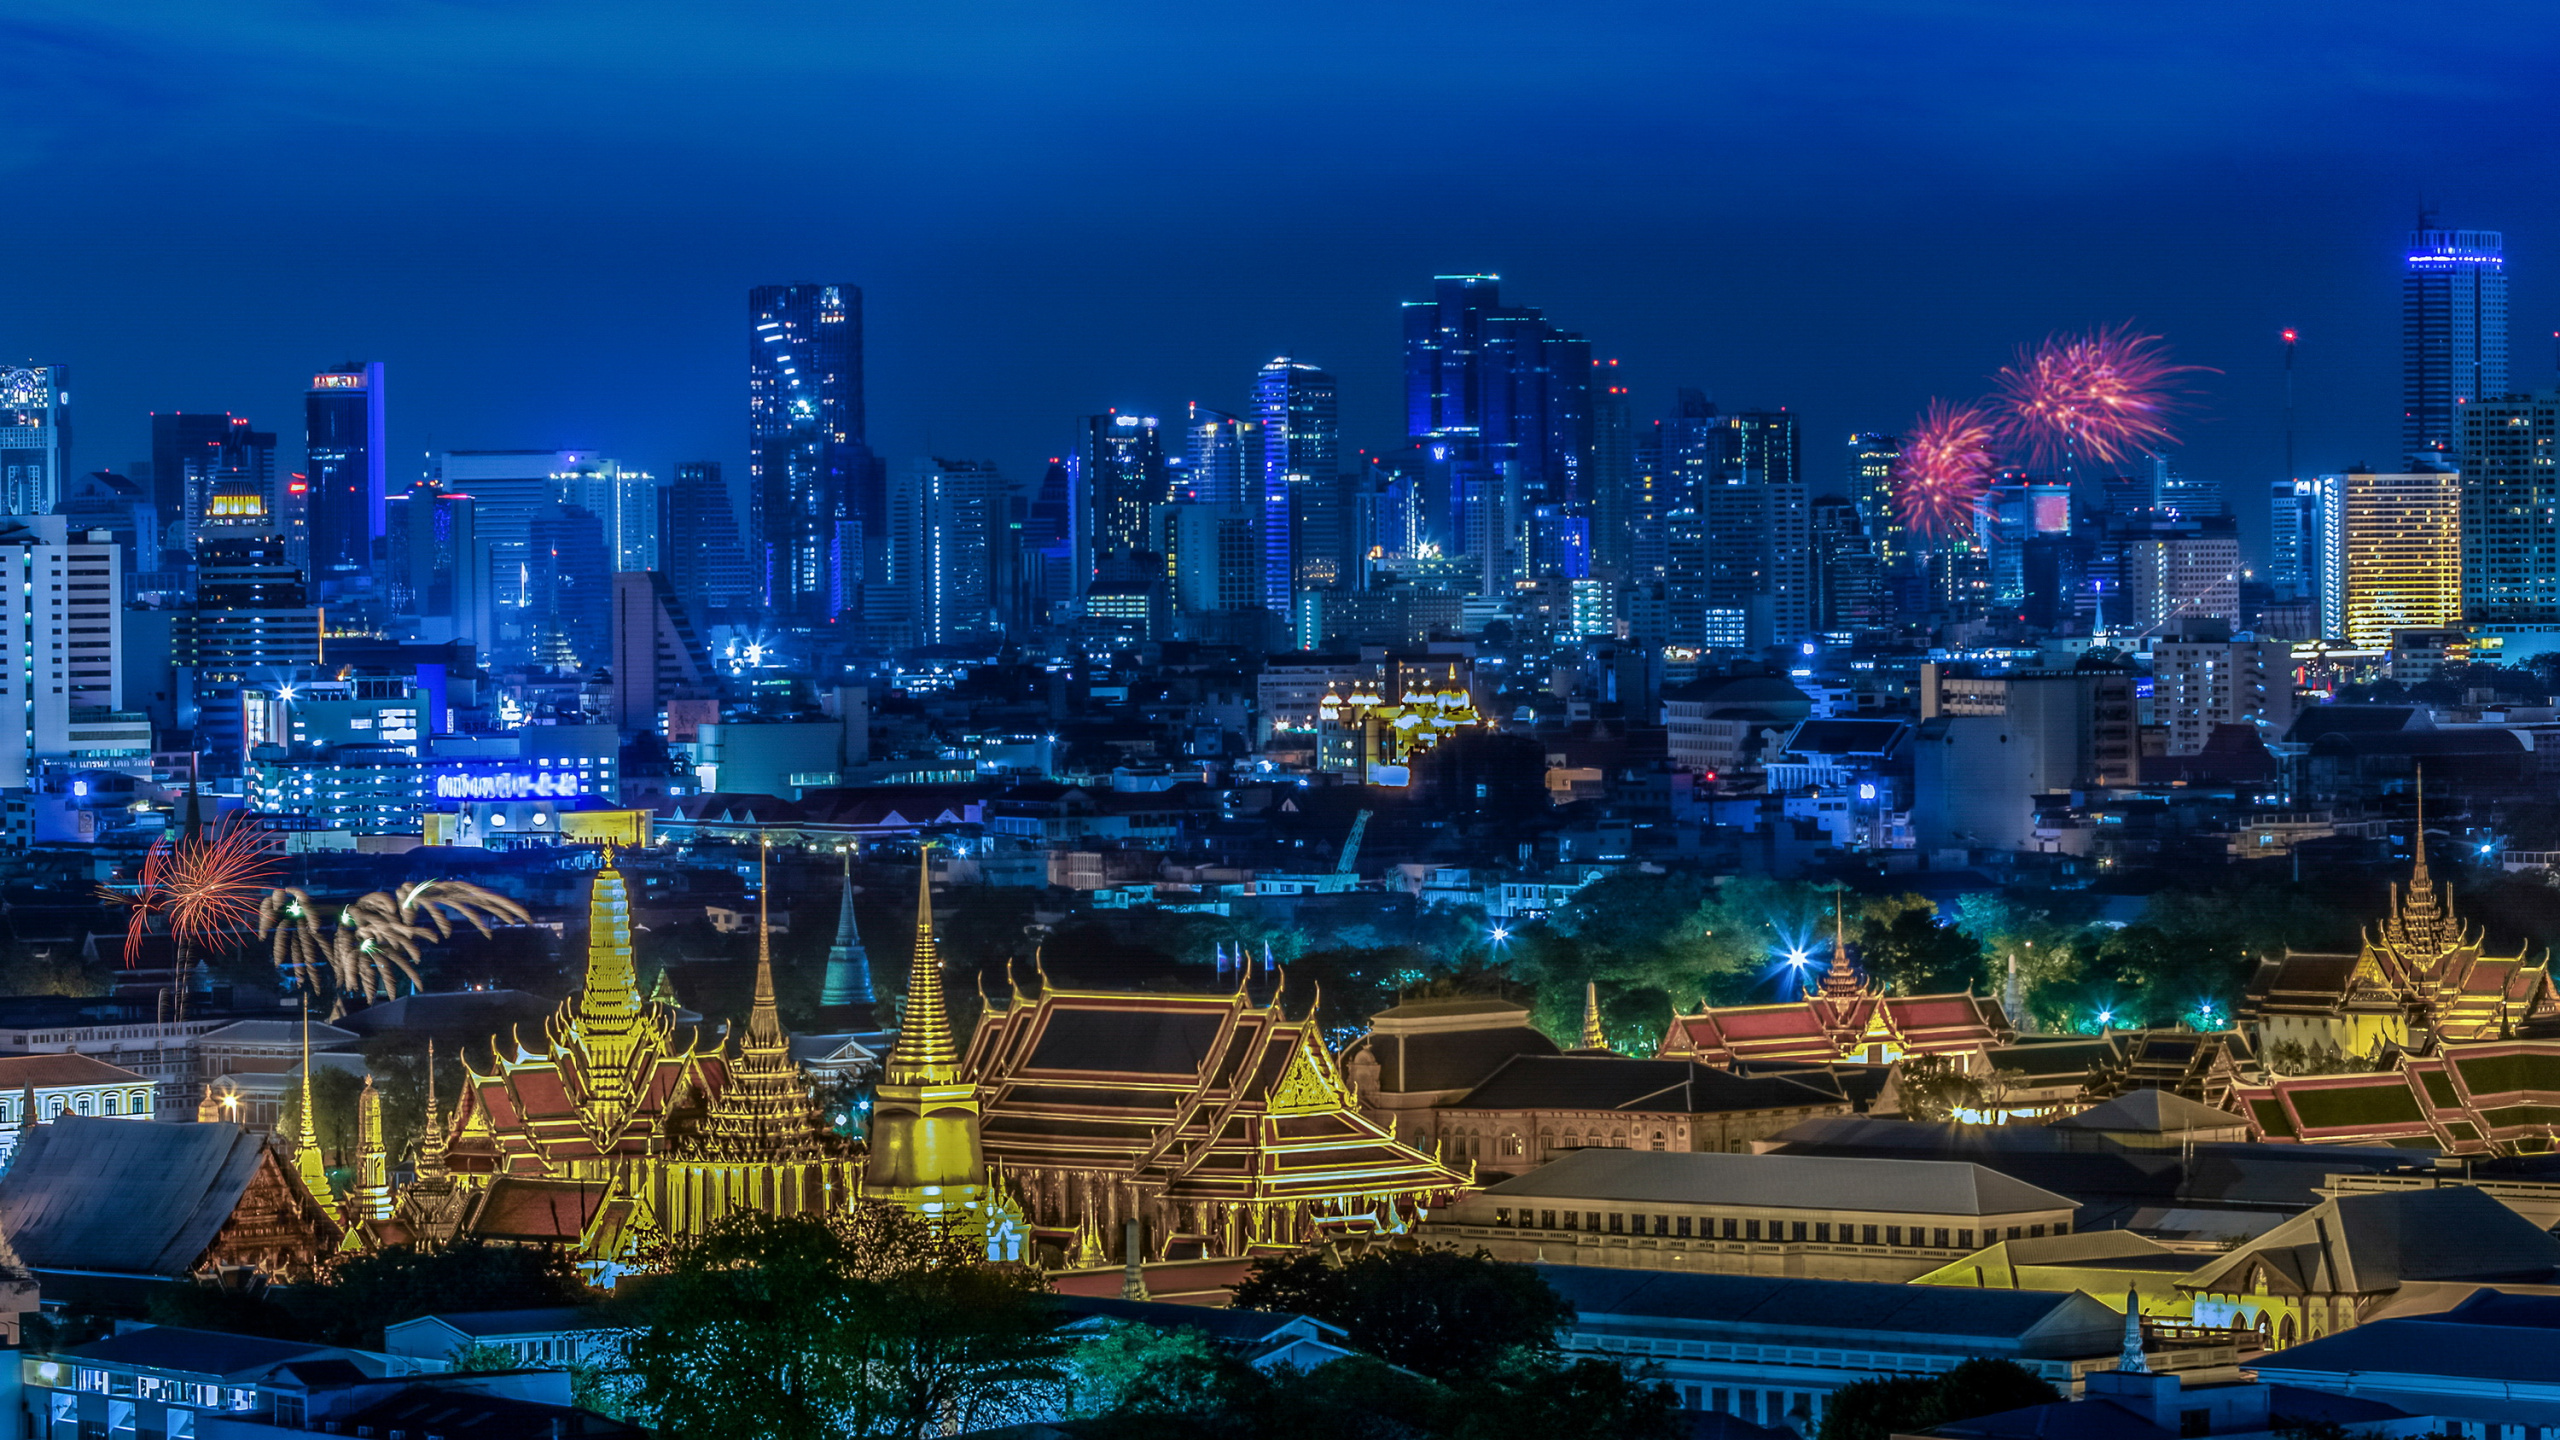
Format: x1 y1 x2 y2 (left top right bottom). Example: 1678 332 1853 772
104 816 278 967
1992 325 2211 469
1893 399 1999 539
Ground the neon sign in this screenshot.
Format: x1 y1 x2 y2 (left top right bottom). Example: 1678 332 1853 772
434 769 581 800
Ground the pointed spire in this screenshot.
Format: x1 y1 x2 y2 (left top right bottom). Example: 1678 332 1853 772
886 847 962 1086
820 849 878 1021
1579 981 1608 1051
293 1000 331 1200
2117 1288 2148 1373
418 1039 448 1181
1120 1217 1150 1300
746 842 786 1051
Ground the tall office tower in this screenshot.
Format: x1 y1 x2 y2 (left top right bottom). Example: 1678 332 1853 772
878 457 1007 647
2143 452 2221 518
0 516 120 788
2114 515 2242 629
1015 459 1076 626
1074 413 1167 584
1809 495 1882 632
2314 468 2462 647
2269 479 2322 599
432 450 588 613
171 421 277 558
2457 390 2560 622
305 363 384 595
748 283 870 623
1589 364 1634 582
149 412 235 559
57 472 154 580
610 572 710 736
1400 275 1593 560
2405 228 2508 466
386 481 487 644
553 456 659 573
183 476 320 759
527 502 612 669
1846 433 1908 568
1718 410 1809 646
1255 357 1341 598
0 366 68 516
663 462 752 612
1183 405 1255 505
1160 503 1262 616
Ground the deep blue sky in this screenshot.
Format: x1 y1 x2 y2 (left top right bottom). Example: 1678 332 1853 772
9 1 2560 566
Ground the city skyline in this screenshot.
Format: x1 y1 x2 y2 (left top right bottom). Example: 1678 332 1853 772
9 4 2560 576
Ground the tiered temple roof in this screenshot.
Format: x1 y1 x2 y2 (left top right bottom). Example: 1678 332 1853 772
1657 908 2009 1067
2233 1039 2560 1155
966 960 1470 1260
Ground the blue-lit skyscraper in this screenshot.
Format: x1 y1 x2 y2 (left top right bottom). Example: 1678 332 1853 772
2404 227 2508 465
1 365 68 517
305 362 384 596
1400 275 1592 574
749 283 871 623
1254 357 1339 602
1074 412 1167 584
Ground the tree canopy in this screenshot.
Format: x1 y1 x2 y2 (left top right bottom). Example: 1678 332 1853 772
1230 1246 1575 1381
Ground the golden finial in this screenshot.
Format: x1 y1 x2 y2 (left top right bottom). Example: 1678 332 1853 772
884 845 961 1085
1579 980 1607 1051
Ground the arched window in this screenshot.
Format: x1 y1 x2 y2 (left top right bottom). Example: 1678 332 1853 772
45 1095 64 1118
130 1091 148 1115
99 1093 117 1116
73 1094 92 1116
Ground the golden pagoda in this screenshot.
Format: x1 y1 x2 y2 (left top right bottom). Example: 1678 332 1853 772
861 850 1022 1258
388 853 857 1263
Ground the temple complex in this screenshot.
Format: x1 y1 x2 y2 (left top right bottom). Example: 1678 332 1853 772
386 852 855 1262
963 955 1471 1263
1656 906 2010 1067
2240 789 2554 1061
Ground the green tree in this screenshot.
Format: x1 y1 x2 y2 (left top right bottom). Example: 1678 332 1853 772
1819 1357 2059 1440
275 1065 367 1172
146 1282 306 1339
306 1240 590 1346
623 1206 1063 1440
1065 1321 1232 1418
1441 1352 1683 1440
1889 1055 1986 1123
1229 1247 1572 1381
1857 905 1985 995
447 1342 522 1372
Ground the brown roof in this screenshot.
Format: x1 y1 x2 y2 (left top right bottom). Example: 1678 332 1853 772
0 1053 150 1088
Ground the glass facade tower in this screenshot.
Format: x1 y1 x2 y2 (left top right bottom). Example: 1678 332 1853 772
2404 228 2508 466
748 283 870 623
305 362 384 596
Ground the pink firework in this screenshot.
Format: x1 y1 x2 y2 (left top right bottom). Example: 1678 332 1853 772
1893 399 1999 539
1991 325 2209 469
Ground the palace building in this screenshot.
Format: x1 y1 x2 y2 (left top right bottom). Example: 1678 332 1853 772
385 854 855 1262
1656 912 2010 1068
2240 794 2554 1060
963 957 1471 1264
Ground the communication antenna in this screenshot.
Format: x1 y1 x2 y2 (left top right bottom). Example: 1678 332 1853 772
2281 328 2298 484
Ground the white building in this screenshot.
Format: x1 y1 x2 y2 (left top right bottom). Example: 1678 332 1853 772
0 516 122 788
0 1053 157 1165
2148 624 2298 756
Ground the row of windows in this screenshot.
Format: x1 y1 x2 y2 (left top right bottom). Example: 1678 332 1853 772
1494 1208 2059 1249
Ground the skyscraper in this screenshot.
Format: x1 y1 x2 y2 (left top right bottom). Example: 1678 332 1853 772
433 449 587 615
305 362 384 595
0 365 68 516
2404 227 2508 465
0 515 119 789
879 457 1007 647
748 283 870 623
2315 468 2463 647
663 462 752 612
1400 275 1592 571
149 411 235 558
1255 357 1340 599
1074 413 1167 584
2268 479 2322 600
552 456 659 574
1846 432 1905 567
1589 363 1634 583
2456 390 2560 622
1183 405 1256 506
610 571 710 736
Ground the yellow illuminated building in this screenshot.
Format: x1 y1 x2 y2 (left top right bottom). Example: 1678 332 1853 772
2329 468 2462 648
1314 684 1483 782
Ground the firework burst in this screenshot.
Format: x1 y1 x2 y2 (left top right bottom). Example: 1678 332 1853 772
103 816 279 967
1893 399 2000 539
1991 325 2209 469
261 880 529 1003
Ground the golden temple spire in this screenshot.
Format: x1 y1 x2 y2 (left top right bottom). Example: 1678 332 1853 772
2410 762 2432 894
1815 891 1866 1003
418 1040 447 1181
294 999 331 1200
746 843 786 1052
353 1073 393 1220
1579 981 1607 1051
887 846 962 1086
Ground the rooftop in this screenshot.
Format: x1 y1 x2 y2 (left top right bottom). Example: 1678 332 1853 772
1478 1147 2074 1217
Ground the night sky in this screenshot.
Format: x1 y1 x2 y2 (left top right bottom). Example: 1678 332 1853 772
10 2 2560 566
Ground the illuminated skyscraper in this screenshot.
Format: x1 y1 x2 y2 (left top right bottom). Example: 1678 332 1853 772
2404 228 2507 465
2269 479 2322 600
0 365 68 516
748 283 871 623
0 515 120 789
305 362 384 596
2456 389 2560 622
2314 468 2462 647
1845 432 1906 569
664 462 752 612
1400 275 1592 569
552 456 659 574
879 456 1006 647
1073 412 1167 584
1589 362 1634 582
1254 357 1340 599
149 411 234 557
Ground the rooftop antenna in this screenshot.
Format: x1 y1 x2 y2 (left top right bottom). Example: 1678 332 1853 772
2281 328 2299 485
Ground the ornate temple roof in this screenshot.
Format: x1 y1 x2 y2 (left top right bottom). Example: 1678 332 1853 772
1657 899 2009 1066
964 970 1468 1208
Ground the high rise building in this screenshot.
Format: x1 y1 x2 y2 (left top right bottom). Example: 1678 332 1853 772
1074 413 1167 585
552 456 659 574
1717 410 1810 646
172 420 276 560
2405 228 2508 466
0 515 120 789
180 474 321 760
2113 515 2242 631
2456 390 2560 623
2269 479 2322 600
2314 468 2463 647
1809 495 1883 633
528 503 612 670
610 572 710 736
386 482 487 645
662 462 752 613
1254 358 1340 602
1183 405 1255 506
1160 503 1261 616
1589 363 1635 582
0 366 68 517
748 283 870 623
1846 433 1907 569
879 457 1007 648
149 412 236 560
432 449 588 616
1400 275 1592 566
2141 453 2221 519
2150 621 2297 756
305 363 384 595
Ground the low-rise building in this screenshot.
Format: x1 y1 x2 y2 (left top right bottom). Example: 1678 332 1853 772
1428 1055 1851 1175
0 1053 157 1164
1424 1148 2077 1281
